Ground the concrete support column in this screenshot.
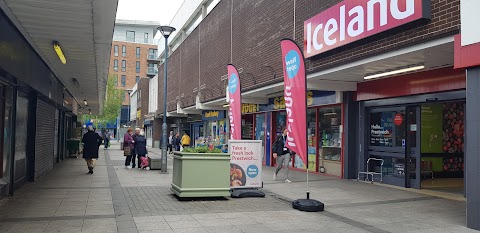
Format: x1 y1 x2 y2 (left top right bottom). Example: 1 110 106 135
466 67 480 231
343 92 358 179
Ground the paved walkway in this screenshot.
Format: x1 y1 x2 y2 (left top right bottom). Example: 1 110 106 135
0 143 476 233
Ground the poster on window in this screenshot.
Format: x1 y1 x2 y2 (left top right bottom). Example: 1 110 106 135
229 140 263 188
370 112 393 146
421 104 443 153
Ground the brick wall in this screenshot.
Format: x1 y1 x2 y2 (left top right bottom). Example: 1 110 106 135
157 63 165 115
157 0 460 106
108 41 157 105
199 0 232 102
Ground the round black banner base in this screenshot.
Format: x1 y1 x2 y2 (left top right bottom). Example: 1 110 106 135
231 189 265 198
292 199 325 212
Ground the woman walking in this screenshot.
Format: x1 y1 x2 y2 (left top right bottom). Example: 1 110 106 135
272 128 293 183
135 131 148 169
124 128 135 169
82 125 103 174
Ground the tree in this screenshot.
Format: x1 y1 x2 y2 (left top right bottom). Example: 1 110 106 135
80 74 123 129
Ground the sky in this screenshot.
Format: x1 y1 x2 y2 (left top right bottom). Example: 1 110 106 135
116 0 185 25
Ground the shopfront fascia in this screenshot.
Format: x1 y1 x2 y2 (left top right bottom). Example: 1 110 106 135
241 90 345 177
356 67 466 189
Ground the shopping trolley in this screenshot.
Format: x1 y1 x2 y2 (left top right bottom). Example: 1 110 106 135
357 158 384 184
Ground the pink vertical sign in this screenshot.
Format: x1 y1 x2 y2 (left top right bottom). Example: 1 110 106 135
227 64 242 140
280 39 307 165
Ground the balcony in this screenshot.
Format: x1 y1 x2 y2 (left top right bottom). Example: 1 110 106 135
113 35 161 45
147 53 161 63
147 67 158 76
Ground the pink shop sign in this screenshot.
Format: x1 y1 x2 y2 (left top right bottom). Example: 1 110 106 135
304 0 431 58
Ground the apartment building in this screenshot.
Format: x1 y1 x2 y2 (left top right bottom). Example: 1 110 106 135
109 19 159 130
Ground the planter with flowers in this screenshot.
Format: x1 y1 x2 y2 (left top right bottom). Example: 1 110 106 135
171 147 231 198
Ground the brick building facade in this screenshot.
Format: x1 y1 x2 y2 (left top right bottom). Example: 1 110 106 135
109 41 157 105
156 0 460 114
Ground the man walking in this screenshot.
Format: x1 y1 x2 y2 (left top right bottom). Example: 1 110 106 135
103 129 111 150
82 125 103 174
168 131 174 154
272 128 293 183
174 132 181 151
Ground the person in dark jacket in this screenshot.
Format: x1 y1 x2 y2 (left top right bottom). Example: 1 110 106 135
131 128 141 168
174 132 181 151
82 125 103 174
103 129 111 150
135 131 148 169
272 128 293 183
124 128 134 169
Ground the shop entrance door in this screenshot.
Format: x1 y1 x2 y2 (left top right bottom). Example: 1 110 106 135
367 107 420 188
191 123 204 147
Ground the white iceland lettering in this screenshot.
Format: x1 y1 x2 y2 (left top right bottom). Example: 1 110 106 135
229 99 235 139
284 86 296 148
348 6 365 37
324 18 338 46
367 0 388 31
305 0 420 56
391 0 415 19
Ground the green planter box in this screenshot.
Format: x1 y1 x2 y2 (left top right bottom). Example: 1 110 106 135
171 152 231 198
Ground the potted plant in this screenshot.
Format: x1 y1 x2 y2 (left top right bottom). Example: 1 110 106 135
171 147 231 198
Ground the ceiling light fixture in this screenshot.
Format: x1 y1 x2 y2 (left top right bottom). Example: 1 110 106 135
223 104 230 108
323 112 337 116
364 65 425 80
53 41 67 64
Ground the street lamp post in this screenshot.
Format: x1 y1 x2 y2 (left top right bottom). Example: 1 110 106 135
126 89 132 127
158 25 176 173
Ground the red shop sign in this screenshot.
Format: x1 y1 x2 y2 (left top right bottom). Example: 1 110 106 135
394 114 403 126
304 0 431 58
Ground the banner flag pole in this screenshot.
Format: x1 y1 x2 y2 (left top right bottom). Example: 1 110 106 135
280 38 323 212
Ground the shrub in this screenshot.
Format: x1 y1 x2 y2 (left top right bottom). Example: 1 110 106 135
182 146 224 153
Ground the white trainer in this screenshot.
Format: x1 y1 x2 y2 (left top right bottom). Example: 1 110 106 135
273 173 277 181
285 179 292 183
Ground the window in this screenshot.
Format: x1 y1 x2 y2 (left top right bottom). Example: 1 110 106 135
122 91 126 101
121 75 126 87
136 47 140 59
144 33 149 43
114 45 118 57
369 110 405 147
122 60 126 72
126 31 135 42
148 48 157 60
139 90 142 100
136 76 140 83
113 60 118 71
122 45 126 57
136 61 140 73
113 75 118 86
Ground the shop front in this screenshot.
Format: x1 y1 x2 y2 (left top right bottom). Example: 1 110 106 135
357 67 466 192
194 110 228 149
241 91 344 177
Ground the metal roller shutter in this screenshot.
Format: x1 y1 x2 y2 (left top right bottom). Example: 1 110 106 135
35 99 55 179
